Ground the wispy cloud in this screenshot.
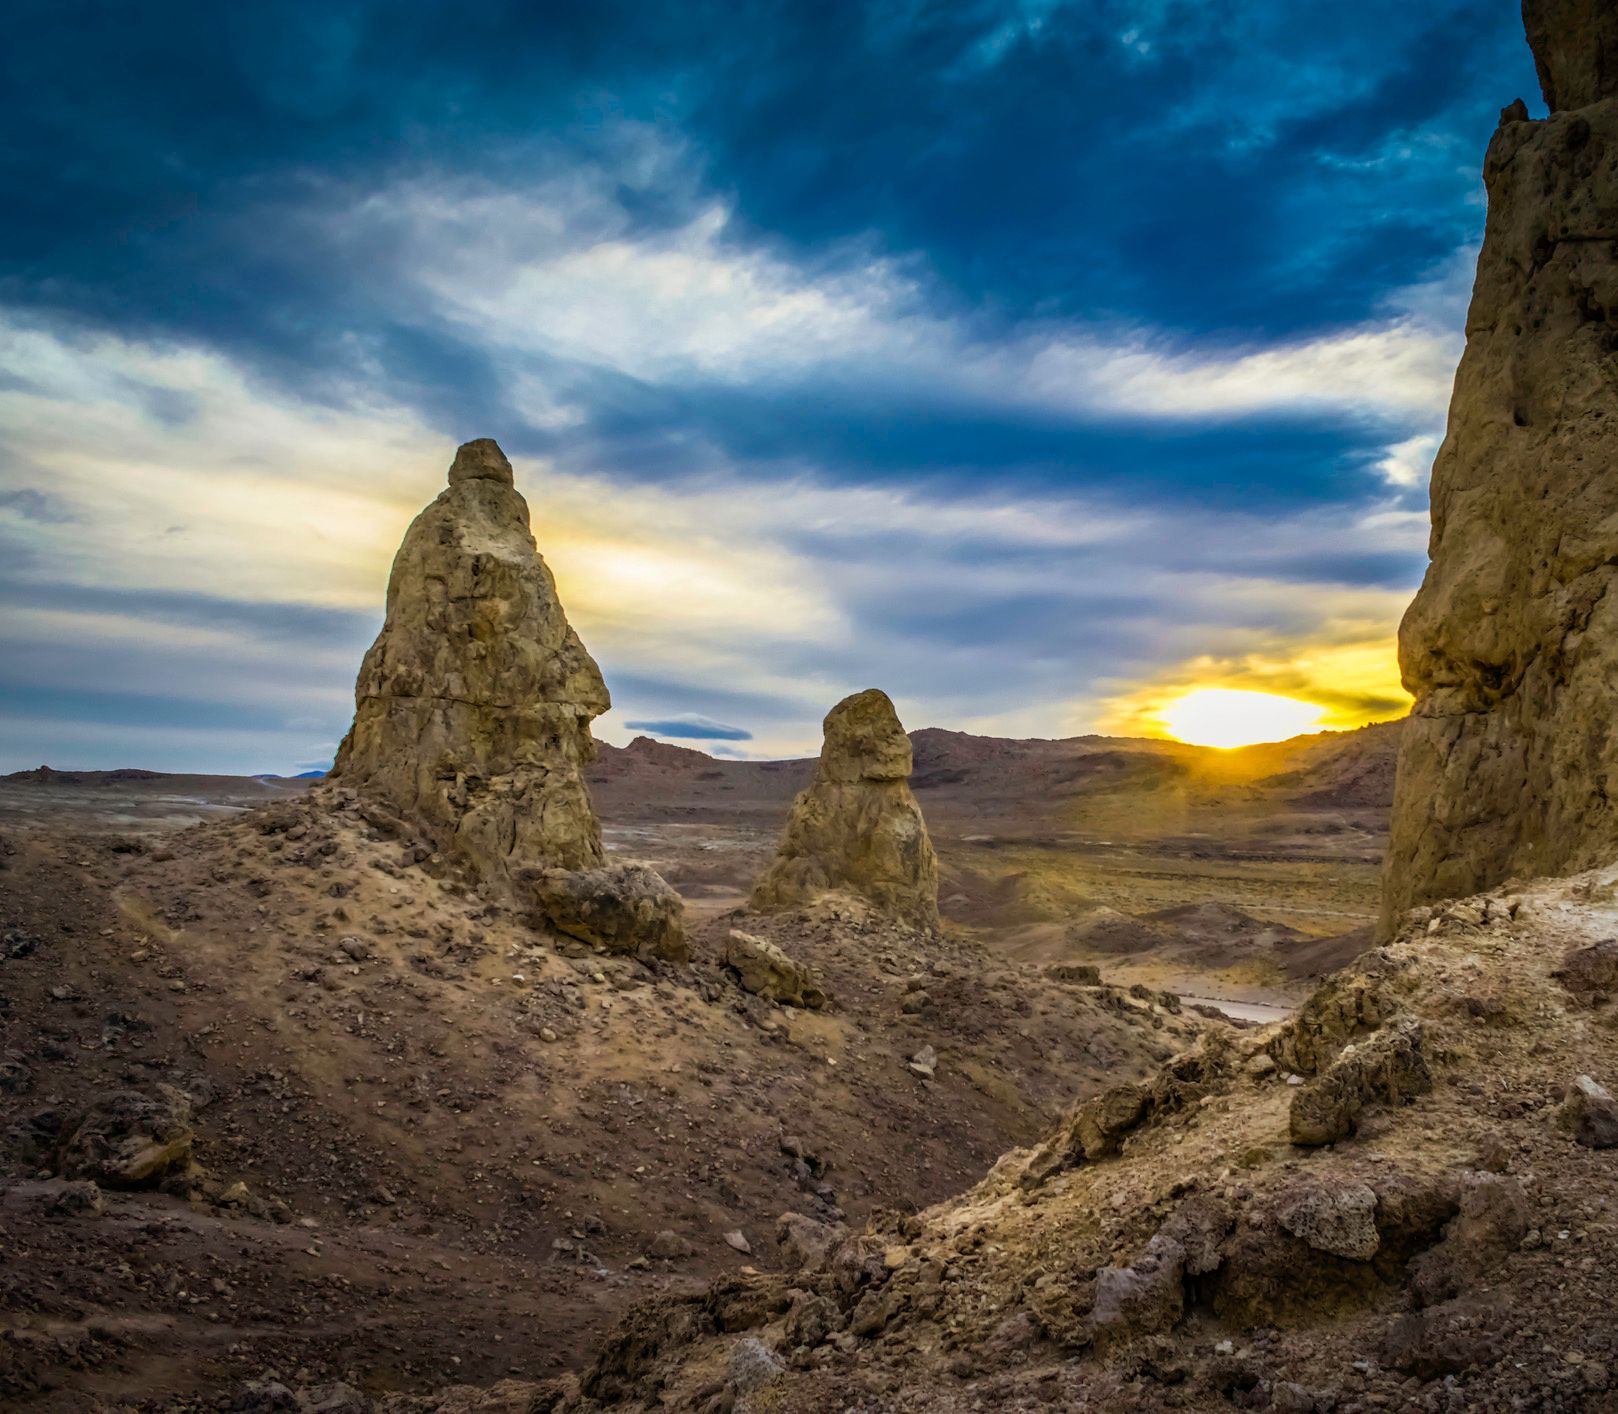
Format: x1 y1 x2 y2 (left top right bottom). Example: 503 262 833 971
344 169 1465 438
0 309 1428 769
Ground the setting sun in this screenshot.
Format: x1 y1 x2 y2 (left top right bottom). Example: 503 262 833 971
1157 687 1329 749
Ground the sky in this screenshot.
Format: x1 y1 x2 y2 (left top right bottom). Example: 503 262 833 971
0 0 1543 771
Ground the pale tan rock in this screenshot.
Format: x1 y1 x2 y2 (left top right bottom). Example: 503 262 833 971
1381 14 1618 928
329 438 684 956
724 930 827 1008
749 689 939 929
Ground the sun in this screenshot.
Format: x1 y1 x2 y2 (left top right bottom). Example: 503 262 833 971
1156 688 1329 750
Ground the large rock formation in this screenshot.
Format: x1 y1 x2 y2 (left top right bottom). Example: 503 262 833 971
329 438 683 955
1381 2 1618 928
750 689 939 929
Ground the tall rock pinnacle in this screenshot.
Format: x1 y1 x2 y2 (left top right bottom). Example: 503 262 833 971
750 689 940 929
1381 4 1618 928
330 438 684 957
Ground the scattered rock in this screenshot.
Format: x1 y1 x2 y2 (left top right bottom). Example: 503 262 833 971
723 1229 752 1254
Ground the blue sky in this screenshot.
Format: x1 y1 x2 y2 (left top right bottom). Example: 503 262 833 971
0 1 1541 770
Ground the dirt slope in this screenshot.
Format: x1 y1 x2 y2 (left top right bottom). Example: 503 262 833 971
0 789 1202 1410
553 863 1618 1413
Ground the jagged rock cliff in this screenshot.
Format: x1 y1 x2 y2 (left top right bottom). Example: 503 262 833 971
750 689 940 929
329 438 683 955
1382 0 1618 928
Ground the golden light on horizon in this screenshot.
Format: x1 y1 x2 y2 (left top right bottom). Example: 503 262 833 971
1156 687 1329 749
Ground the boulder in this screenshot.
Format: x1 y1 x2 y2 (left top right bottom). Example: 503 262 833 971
750 689 939 929
1554 939 1618 1004
1277 1183 1380 1261
1380 13 1618 925
52 1086 194 1188
724 931 826 1008
776 1212 844 1271
727 1336 784 1395
528 863 687 963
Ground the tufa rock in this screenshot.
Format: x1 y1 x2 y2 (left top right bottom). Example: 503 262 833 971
1277 1182 1380 1261
329 438 684 957
750 689 939 929
1289 1019 1431 1147
724 930 827 1008
1381 15 1618 926
527 863 688 963
1523 0 1618 112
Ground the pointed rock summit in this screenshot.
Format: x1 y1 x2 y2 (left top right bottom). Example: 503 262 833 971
330 438 684 957
750 689 939 929
1381 2 1618 928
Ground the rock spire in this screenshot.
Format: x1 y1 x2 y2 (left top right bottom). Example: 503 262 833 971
1381 3 1618 927
330 438 684 956
750 689 940 929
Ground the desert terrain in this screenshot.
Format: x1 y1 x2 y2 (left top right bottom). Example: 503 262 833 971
0 718 1392 1410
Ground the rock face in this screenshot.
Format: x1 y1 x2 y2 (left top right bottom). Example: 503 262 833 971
749 689 939 929
1381 7 1618 928
330 439 683 954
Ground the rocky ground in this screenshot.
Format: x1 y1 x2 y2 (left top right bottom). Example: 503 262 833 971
0 787 1204 1411
541 864 1618 1413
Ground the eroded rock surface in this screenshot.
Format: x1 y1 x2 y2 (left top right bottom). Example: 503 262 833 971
724 929 827 1008
749 689 939 929
1382 5 1618 926
328 439 683 955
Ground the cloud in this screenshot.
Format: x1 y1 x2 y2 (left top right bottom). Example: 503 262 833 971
623 715 754 741
347 171 1465 438
1375 431 1443 488
0 310 1436 770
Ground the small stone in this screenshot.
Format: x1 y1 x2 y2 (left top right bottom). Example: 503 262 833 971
723 1229 752 1254
1558 1075 1618 1148
727 1335 785 1394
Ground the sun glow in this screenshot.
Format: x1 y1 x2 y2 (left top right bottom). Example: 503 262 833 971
1156 688 1329 749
